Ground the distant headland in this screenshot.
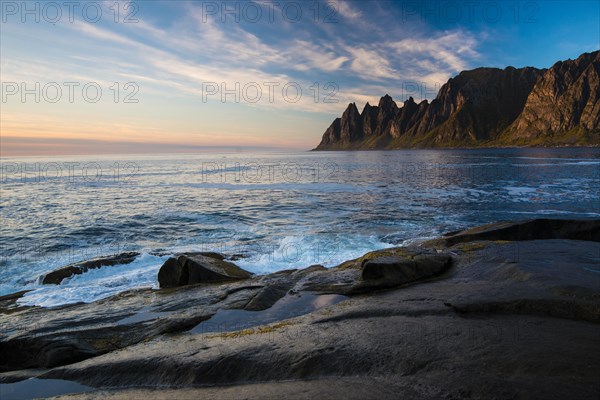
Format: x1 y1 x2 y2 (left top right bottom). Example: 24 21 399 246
314 50 600 150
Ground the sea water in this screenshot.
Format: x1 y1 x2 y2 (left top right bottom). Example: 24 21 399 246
1 148 598 307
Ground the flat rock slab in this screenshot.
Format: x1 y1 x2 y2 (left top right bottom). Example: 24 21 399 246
426 218 600 248
361 254 452 285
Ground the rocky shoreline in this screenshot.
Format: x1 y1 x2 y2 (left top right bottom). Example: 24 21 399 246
1 219 599 399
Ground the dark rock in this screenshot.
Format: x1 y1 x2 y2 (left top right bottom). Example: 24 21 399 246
374 94 399 138
318 117 341 148
504 51 600 143
158 253 252 288
156 257 184 288
185 254 251 283
41 252 140 285
361 102 378 137
396 97 419 133
0 290 30 314
292 264 327 277
0 336 99 371
0 368 47 384
0 279 256 372
316 103 364 149
426 218 600 248
444 298 600 323
2 220 600 398
243 284 290 311
361 254 452 286
197 252 226 260
412 65 544 144
339 102 363 143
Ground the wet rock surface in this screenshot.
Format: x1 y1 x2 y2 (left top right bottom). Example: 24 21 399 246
425 218 600 248
361 254 452 285
1 219 598 399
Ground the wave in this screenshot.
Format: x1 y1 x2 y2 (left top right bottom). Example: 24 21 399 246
13 233 396 307
233 234 394 274
17 253 169 308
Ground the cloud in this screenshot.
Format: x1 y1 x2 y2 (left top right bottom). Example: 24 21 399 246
346 47 397 80
61 15 351 113
388 31 480 73
284 40 349 72
71 20 135 46
336 1 363 20
63 6 480 107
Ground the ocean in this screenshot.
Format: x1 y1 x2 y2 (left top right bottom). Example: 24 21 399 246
1 148 598 307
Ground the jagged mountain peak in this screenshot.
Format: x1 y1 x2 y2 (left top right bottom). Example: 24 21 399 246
378 94 396 107
361 102 375 115
342 102 360 117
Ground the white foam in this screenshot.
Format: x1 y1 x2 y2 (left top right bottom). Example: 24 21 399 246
14 235 397 307
17 253 169 308
233 235 394 274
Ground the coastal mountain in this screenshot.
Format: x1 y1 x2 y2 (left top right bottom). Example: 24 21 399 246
501 51 600 144
314 51 600 150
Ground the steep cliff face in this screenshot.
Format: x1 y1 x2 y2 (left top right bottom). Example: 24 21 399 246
314 51 599 150
411 66 544 145
501 51 600 145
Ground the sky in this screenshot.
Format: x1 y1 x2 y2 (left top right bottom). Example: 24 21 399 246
1 0 599 156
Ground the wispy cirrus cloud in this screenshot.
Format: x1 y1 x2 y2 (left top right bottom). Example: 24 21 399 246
389 32 480 72
4 1 481 108
346 47 398 80
337 1 363 21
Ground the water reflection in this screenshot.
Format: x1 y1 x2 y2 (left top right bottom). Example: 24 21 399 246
189 292 347 334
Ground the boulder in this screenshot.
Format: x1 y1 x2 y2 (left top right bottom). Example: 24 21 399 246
41 252 140 285
157 258 185 289
158 252 252 288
